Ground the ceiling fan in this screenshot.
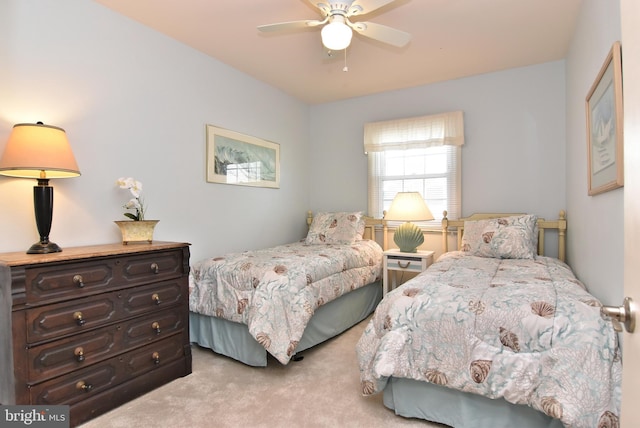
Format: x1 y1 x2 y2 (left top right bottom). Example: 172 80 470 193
257 0 411 51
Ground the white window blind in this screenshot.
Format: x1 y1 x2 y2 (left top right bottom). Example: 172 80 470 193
365 111 464 224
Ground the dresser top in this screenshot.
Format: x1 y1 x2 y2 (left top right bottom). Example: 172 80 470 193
0 241 190 267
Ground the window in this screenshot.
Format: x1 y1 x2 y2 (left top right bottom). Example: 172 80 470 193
364 111 464 225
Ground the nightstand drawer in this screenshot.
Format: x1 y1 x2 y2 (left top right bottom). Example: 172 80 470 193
386 255 425 273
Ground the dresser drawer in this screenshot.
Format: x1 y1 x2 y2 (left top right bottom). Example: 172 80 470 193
121 307 186 349
122 279 184 316
120 250 184 284
26 293 118 343
27 308 186 382
26 279 186 344
24 249 185 304
29 334 186 405
67 357 190 428
25 259 116 303
28 327 118 382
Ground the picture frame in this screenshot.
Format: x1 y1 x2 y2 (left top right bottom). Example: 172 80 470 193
206 125 280 188
586 41 623 196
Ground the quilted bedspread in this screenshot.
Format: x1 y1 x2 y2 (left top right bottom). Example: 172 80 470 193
189 240 383 364
356 251 621 428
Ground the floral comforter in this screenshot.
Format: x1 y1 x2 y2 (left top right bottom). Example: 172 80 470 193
190 240 383 364
356 251 621 428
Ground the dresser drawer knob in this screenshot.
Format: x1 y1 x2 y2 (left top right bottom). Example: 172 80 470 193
397 261 411 269
150 262 159 274
73 274 85 288
152 351 160 365
74 347 85 362
152 293 162 305
151 321 161 335
73 311 86 326
76 380 93 393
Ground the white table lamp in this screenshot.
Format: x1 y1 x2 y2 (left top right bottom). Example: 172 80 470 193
385 192 434 253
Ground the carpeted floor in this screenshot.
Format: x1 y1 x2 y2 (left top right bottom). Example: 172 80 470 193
78 316 446 427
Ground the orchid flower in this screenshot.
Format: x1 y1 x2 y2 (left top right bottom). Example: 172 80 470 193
117 177 147 221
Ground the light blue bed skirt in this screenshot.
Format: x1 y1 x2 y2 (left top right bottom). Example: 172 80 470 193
383 377 564 428
190 280 382 366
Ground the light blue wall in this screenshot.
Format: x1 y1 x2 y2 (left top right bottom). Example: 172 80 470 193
565 0 623 304
0 0 311 263
310 61 567 255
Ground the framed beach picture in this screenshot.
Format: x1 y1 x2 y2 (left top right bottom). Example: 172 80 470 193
586 41 623 196
206 125 280 188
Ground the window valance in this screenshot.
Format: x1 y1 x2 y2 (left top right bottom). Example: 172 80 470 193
363 110 464 153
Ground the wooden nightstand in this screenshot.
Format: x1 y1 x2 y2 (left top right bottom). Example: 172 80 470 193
383 249 435 295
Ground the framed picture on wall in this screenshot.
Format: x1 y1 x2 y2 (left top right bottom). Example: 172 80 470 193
586 41 623 196
206 125 280 188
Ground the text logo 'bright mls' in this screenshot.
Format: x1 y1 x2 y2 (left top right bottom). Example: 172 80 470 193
1 406 69 428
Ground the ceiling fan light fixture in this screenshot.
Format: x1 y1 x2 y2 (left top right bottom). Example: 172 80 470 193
321 16 352 51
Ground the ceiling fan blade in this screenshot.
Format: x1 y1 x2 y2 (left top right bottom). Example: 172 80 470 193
307 1 333 17
257 19 325 33
349 0 395 16
350 21 411 47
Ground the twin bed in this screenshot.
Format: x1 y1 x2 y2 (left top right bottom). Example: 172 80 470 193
356 212 621 428
189 211 385 366
188 209 621 428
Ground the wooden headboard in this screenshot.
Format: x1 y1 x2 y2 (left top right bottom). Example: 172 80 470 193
441 210 567 262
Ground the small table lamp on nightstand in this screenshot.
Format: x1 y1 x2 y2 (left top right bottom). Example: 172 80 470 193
385 191 433 253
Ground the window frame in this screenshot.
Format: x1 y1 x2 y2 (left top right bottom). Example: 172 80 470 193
368 145 461 228
364 111 464 226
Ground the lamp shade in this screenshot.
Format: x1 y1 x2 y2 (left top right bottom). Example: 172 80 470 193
385 192 434 222
0 123 80 179
321 16 353 51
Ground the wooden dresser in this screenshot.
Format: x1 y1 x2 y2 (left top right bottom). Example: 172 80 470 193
0 241 192 427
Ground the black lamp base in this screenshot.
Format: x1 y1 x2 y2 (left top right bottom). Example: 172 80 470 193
29 179 63 254
27 240 62 254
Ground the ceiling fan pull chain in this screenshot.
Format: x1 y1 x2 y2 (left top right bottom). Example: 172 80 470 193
343 48 349 72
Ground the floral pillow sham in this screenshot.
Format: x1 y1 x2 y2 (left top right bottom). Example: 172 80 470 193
460 214 538 259
305 211 366 245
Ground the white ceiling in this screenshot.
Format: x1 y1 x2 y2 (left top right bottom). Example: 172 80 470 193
94 0 583 105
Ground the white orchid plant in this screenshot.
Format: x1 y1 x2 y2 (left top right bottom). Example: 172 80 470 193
116 177 146 221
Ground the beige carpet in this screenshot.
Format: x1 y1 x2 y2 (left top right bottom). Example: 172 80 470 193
79 316 446 428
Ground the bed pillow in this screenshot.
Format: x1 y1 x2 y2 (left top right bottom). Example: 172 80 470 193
305 211 365 245
460 218 498 257
461 214 538 259
355 214 366 240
